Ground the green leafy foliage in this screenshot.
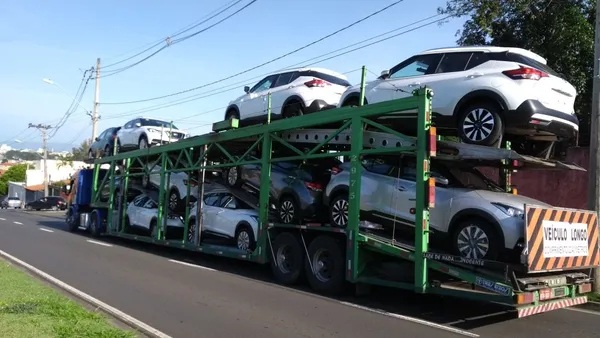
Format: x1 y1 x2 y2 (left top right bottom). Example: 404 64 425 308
0 164 27 195
439 0 595 145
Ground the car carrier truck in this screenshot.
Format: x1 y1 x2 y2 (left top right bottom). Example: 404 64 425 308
62 84 598 319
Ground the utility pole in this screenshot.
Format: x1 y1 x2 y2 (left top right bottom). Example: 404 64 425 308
28 123 52 197
587 0 600 293
91 57 101 140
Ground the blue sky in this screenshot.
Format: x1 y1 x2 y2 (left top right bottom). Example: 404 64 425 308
0 0 465 151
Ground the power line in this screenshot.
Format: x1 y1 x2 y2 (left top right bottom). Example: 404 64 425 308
98 14 446 119
100 0 406 105
101 0 241 64
97 0 257 79
49 70 94 139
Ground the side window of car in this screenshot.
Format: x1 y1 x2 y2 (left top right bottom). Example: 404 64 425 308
389 54 442 79
142 199 155 209
273 72 295 87
124 120 133 129
215 194 232 208
465 52 490 70
203 193 219 206
435 52 473 74
249 75 277 93
134 195 148 207
225 197 237 209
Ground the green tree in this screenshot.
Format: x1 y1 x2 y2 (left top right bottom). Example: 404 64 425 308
70 138 92 161
0 164 28 195
439 0 595 145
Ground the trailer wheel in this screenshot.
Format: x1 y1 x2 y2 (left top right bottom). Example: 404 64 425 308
270 232 304 285
305 235 345 295
89 211 101 237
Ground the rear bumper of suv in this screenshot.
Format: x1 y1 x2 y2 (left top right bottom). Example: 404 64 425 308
305 99 337 114
504 99 579 139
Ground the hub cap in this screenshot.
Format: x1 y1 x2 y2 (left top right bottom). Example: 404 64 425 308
331 199 348 227
237 230 250 251
139 138 148 149
142 175 149 187
188 222 196 243
311 248 333 283
462 108 495 142
227 167 238 186
279 200 295 223
276 245 294 274
169 192 178 210
457 225 489 259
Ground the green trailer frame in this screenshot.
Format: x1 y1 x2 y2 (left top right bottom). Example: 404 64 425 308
85 78 592 318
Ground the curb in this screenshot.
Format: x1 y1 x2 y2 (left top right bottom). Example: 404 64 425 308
576 300 600 312
0 249 172 338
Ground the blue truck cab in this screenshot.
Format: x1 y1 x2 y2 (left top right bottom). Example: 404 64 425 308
63 167 109 234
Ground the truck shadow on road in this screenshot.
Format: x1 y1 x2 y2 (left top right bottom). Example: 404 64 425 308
37 218 519 331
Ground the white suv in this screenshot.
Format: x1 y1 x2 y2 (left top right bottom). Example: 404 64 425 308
338 46 578 153
224 67 351 124
116 117 188 152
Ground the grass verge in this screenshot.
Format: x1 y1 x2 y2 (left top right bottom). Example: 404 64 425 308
587 292 600 302
0 260 136 338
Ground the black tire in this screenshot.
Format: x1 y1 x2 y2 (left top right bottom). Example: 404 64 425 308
282 102 304 118
88 149 94 159
457 101 503 146
342 97 360 107
89 211 101 237
104 144 112 157
278 195 301 224
141 173 151 189
187 218 197 244
138 135 149 150
235 223 256 251
225 109 239 121
66 209 78 232
451 217 500 261
224 166 243 188
328 193 349 228
270 232 304 285
116 139 122 154
167 188 181 212
150 219 159 239
304 235 346 295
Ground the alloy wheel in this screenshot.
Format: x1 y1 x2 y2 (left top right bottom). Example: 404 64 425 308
279 200 295 223
457 225 490 259
462 108 495 142
331 199 348 227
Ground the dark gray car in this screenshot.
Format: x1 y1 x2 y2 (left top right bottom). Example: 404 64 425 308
88 127 121 159
223 158 339 224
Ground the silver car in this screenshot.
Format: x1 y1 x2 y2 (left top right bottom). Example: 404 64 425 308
324 156 549 261
1 196 22 209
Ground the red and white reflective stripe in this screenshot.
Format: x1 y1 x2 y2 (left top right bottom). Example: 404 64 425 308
517 296 587 318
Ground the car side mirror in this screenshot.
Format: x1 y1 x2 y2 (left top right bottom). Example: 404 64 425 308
244 86 250 93
95 137 100 142
380 70 390 79
134 122 141 127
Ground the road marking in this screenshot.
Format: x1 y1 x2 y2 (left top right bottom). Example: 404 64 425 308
86 239 113 247
0 217 5 221
0 249 172 338
39 228 54 233
168 259 216 271
564 307 600 316
13 221 22 225
339 301 479 337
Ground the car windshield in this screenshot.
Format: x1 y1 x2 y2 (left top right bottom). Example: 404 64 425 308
140 119 179 130
8 197 19 200
444 166 505 192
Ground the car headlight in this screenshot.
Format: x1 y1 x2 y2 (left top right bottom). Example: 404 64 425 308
492 203 524 219
147 128 160 133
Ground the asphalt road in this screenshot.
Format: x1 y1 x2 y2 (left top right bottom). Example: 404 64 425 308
1 209 599 338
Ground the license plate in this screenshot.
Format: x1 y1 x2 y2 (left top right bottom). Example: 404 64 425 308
554 287 566 297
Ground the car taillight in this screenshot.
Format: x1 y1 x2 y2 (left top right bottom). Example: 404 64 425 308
305 182 323 191
331 167 342 175
183 179 198 187
304 78 330 88
502 66 548 80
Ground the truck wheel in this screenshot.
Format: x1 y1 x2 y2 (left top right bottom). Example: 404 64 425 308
304 235 345 295
270 232 304 285
89 211 101 237
66 209 78 232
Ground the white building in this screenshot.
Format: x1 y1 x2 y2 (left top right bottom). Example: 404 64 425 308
25 159 87 186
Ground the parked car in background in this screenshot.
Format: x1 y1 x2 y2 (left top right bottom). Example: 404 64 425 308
225 67 351 124
25 196 66 211
1 196 21 209
324 155 547 261
338 46 578 155
224 157 340 224
188 188 259 251
116 117 188 152
88 126 121 158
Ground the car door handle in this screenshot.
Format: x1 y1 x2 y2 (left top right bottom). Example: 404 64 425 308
466 72 483 78
409 198 416 201
407 82 421 87
397 186 407 191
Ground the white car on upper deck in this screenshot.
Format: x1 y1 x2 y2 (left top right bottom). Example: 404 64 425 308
338 46 578 153
224 67 351 124
116 117 189 152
